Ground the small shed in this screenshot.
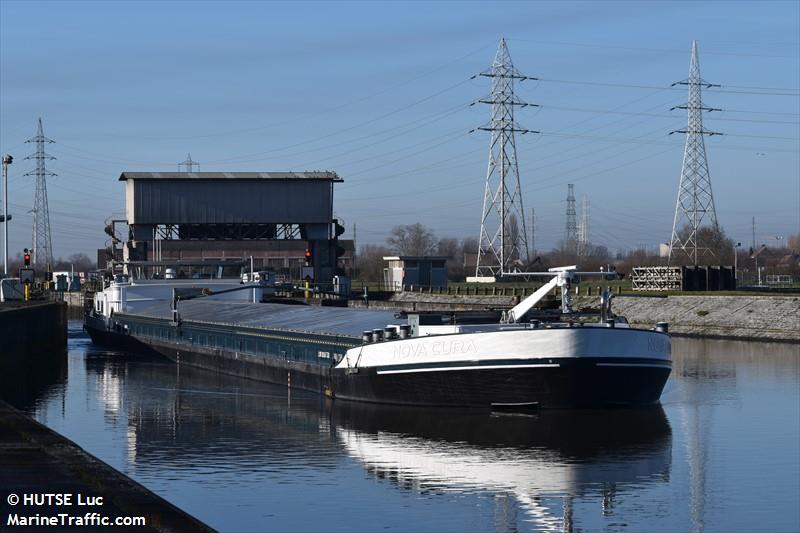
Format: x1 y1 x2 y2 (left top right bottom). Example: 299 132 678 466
383 256 448 291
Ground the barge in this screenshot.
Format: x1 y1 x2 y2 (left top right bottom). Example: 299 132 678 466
85 267 672 408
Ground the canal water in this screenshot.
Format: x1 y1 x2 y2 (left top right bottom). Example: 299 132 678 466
11 322 800 532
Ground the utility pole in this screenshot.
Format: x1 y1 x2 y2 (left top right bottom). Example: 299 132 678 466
751 216 761 286
668 41 722 266
530 207 535 258
1 154 12 275
352 222 357 279
24 118 56 271
475 37 538 277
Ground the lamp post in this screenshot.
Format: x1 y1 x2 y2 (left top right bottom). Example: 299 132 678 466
1 154 12 276
734 242 741 288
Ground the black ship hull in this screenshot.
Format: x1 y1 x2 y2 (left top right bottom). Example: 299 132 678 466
84 313 671 409
330 359 670 408
84 315 159 355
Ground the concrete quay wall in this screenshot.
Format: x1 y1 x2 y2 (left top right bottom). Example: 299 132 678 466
0 302 69 407
0 301 68 357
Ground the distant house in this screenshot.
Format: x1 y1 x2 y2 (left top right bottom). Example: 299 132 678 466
383 256 448 291
777 253 800 269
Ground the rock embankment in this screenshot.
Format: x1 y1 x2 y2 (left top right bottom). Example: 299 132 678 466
601 295 800 343
353 292 800 343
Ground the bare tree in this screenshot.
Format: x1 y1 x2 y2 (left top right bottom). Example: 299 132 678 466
786 233 799 251
671 225 735 266
52 253 95 272
356 244 391 282
458 237 479 280
386 223 438 256
436 238 459 259
504 214 520 262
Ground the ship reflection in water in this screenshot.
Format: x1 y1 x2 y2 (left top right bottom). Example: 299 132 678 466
332 404 671 530
18 325 800 532
120 360 672 531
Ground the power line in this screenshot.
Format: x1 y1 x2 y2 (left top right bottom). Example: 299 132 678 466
540 104 799 124
508 38 799 59
205 77 475 164
536 131 797 150
537 78 799 96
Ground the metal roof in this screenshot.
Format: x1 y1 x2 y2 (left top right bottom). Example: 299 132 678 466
127 300 397 339
119 171 342 182
383 256 450 261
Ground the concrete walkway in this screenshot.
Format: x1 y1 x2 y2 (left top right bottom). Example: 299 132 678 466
0 400 214 532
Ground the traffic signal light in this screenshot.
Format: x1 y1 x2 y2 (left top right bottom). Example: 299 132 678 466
304 247 312 266
23 248 31 266
333 219 345 238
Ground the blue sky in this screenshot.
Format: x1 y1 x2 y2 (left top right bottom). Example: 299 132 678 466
1 0 798 259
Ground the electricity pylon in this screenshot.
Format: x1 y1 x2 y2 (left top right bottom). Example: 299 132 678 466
668 40 721 266
179 153 199 172
565 184 578 253
24 118 56 270
474 37 537 277
578 193 589 256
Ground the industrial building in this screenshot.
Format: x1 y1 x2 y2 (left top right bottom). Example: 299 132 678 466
102 171 353 284
382 256 448 291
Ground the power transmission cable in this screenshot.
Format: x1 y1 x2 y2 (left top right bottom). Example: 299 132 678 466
508 38 799 59
205 77 476 164
536 131 797 150
515 99 688 169
722 108 799 116
540 105 799 124
307 123 472 171
208 101 473 166
536 78 799 96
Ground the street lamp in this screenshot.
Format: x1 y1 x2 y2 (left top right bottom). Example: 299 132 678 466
734 242 741 287
1 154 12 276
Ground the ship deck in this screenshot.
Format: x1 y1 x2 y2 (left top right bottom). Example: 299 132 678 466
123 299 398 338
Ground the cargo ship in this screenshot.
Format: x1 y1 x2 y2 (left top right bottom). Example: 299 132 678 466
85 266 672 408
